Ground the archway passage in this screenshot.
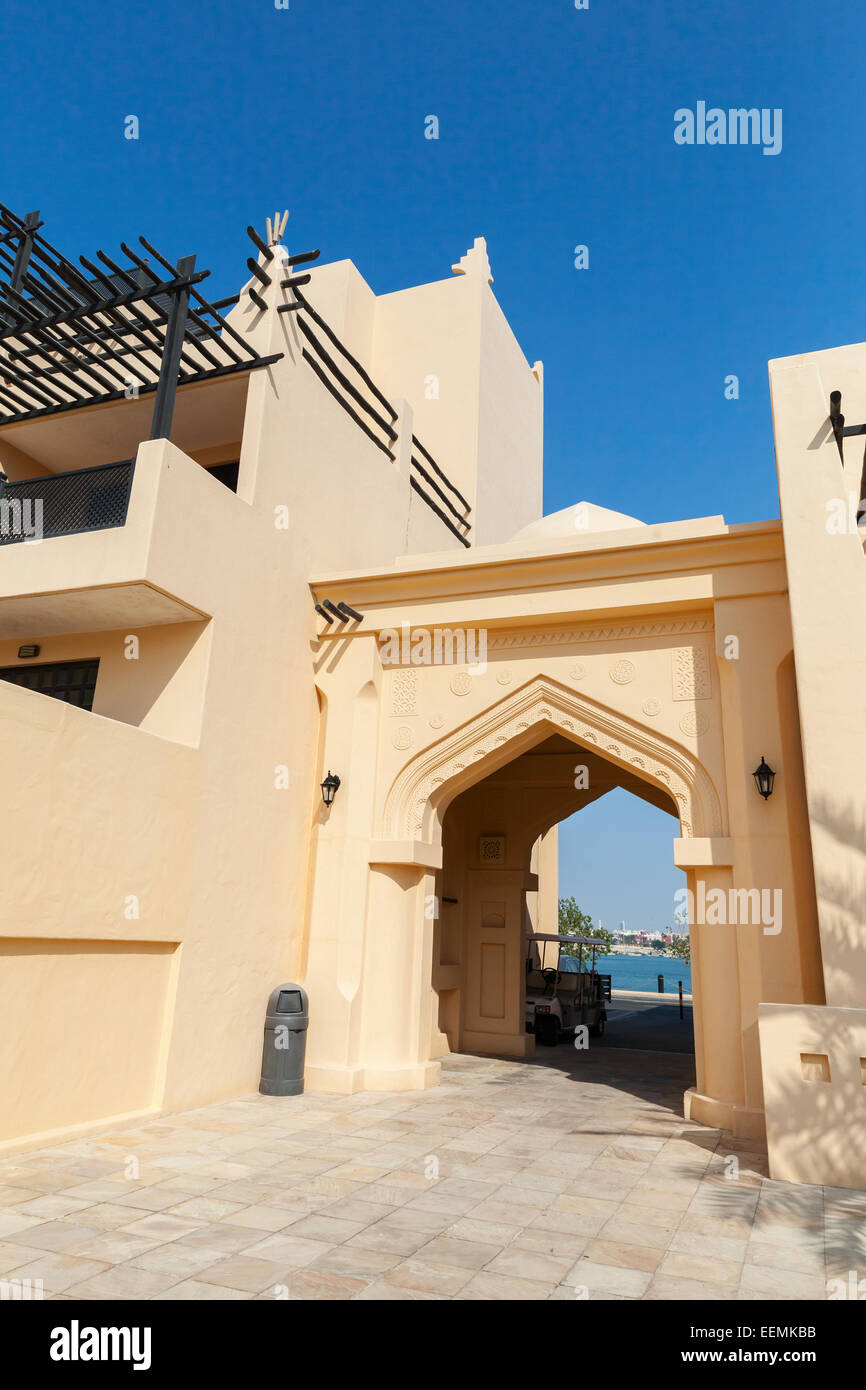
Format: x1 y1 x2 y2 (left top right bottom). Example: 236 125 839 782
382 674 724 846
557 787 693 1053
431 733 694 1074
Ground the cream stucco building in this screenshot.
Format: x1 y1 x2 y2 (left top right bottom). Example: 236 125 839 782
0 204 863 1191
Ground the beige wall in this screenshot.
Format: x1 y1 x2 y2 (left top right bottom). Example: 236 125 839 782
301 251 544 546
0 230 849 1192
0 674 195 1146
369 270 543 544
757 344 866 1185
1 939 178 1144
768 346 866 1008
759 1003 866 1188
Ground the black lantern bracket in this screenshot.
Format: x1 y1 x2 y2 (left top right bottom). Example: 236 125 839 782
320 771 341 807
752 756 776 800
827 391 866 523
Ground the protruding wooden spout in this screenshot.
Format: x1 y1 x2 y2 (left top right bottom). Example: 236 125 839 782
830 390 845 460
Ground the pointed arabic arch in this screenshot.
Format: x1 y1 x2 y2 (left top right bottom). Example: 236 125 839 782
381 674 725 843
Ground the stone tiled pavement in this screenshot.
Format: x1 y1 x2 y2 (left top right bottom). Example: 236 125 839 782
0 1047 862 1301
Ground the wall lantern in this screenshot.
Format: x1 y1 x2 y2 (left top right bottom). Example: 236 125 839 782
320 771 341 807
752 756 776 800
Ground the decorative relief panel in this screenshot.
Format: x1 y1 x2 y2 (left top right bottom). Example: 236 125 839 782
672 646 712 701
382 676 724 843
391 669 417 716
609 659 635 685
479 836 506 864
679 710 709 738
482 903 506 928
487 616 713 652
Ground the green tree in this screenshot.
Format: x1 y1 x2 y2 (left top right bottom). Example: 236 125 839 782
557 897 613 955
666 934 691 964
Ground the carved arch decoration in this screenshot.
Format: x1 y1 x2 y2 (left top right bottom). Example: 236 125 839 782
381 674 726 843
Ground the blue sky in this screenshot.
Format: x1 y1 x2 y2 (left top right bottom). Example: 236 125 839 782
2 0 860 527
1 0 857 929
558 791 686 935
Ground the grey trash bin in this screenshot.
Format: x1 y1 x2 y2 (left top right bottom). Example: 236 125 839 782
259 984 308 1096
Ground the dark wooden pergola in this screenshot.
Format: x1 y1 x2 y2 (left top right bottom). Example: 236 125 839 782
0 202 282 439
0 203 473 552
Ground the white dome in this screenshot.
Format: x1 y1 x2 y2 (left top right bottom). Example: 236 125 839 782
511 501 646 543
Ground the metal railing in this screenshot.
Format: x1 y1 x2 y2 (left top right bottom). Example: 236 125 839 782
0 458 135 545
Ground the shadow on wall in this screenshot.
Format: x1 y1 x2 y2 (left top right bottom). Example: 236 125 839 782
812 791 866 857
811 792 866 977
761 1011 866 1196
756 785 866 1201
94 619 210 737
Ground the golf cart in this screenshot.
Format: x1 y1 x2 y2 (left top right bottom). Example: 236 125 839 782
525 933 608 1046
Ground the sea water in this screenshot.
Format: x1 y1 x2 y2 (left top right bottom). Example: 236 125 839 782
602 954 692 995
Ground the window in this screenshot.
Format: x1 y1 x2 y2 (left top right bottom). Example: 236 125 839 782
0 659 99 710
204 461 239 493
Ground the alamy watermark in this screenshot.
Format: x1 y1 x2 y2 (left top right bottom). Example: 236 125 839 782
1 1277 43 1300
675 883 782 935
50 1323 151 1370
827 1270 866 1300
379 622 487 672
675 103 782 157
826 493 866 534
0 494 43 543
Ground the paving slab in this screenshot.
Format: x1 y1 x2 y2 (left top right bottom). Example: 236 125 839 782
0 1047 853 1300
